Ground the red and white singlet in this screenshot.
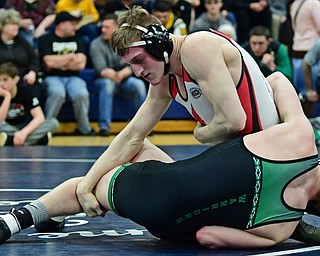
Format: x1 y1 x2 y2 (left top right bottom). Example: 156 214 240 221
169 29 279 136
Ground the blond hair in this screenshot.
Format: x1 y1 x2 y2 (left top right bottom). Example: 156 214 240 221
0 9 21 31
111 6 162 56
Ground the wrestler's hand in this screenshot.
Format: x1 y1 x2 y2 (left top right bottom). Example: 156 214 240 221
76 181 105 218
194 122 209 144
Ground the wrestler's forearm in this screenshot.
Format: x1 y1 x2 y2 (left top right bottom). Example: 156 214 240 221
266 72 305 122
194 113 245 144
79 128 144 192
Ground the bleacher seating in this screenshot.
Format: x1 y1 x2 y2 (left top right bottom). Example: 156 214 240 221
57 69 193 122
291 58 320 117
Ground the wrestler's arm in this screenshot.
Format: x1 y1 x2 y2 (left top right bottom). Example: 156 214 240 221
76 83 173 217
196 226 278 249
181 32 246 145
266 72 306 123
245 72 317 160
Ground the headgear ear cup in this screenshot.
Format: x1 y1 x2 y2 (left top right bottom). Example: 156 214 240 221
122 23 173 75
141 24 173 63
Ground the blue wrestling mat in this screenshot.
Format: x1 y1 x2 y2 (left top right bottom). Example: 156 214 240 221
1 146 320 256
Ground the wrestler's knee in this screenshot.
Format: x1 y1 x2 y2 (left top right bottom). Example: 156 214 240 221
67 177 83 183
62 177 84 187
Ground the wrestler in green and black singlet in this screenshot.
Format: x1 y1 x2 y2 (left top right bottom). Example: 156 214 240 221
108 137 318 240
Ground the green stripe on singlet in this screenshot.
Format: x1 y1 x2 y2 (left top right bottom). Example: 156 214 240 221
108 163 132 215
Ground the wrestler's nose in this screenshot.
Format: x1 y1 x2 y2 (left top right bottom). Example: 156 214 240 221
131 64 143 77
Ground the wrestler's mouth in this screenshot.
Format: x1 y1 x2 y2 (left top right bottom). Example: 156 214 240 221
143 73 150 80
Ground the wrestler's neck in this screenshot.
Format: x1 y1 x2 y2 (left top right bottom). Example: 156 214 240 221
168 35 186 75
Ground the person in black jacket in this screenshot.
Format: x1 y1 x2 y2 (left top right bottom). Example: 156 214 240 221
0 8 40 95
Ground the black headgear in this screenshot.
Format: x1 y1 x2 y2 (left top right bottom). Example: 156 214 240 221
121 23 173 75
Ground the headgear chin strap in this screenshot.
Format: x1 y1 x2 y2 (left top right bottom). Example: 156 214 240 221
121 23 173 76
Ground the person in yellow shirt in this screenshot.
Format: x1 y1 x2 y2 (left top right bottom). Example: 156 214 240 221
151 0 187 35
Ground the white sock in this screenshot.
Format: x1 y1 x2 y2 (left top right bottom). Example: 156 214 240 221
51 216 66 222
1 214 20 235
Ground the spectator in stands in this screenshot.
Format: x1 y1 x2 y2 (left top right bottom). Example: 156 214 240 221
190 0 236 39
242 25 293 81
4 0 56 48
302 38 320 103
289 0 320 117
0 8 40 96
268 0 288 41
90 14 147 136
0 62 59 146
217 23 237 40
101 0 137 19
224 0 271 44
38 11 95 136
290 0 320 59
152 0 187 35
302 38 320 145
93 0 108 20
56 0 100 52
166 0 194 30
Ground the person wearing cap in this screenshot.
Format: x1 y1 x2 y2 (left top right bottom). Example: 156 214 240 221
55 0 100 52
38 11 95 135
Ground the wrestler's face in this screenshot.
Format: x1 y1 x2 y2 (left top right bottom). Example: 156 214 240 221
122 47 164 85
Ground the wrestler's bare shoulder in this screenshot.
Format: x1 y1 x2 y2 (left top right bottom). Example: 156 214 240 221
180 31 228 58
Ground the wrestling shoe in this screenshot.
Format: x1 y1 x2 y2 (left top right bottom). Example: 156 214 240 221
34 218 65 232
0 217 11 244
291 219 320 243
